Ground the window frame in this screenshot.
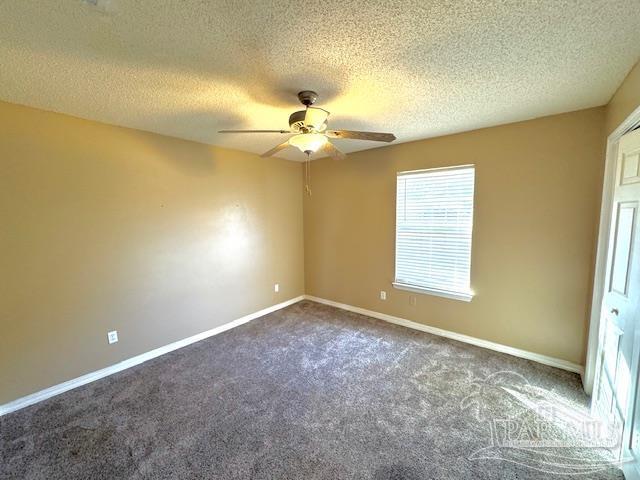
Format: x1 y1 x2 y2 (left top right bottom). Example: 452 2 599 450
393 164 475 302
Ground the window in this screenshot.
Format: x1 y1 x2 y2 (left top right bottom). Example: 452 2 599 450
394 165 475 301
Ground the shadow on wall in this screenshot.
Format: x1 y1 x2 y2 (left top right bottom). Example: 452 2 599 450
117 122 221 177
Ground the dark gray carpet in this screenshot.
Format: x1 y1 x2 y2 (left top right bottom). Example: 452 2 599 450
1 301 623 479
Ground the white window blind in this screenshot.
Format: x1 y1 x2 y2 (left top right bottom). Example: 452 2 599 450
394 165 475 301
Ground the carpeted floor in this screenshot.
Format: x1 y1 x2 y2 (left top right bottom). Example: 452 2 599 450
1 301 623 479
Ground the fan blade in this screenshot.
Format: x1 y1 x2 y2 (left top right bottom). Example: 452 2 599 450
320 141 346 160
218 130 291 134
325 130 396 142
304 107 329 130
261 141 290 157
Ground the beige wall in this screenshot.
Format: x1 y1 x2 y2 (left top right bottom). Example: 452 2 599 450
304 108 606 365
606 60 640 135
5 60 640 405
0 101 304 404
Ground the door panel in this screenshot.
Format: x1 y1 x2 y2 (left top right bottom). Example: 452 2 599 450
622 149 640 185
610 203 636 295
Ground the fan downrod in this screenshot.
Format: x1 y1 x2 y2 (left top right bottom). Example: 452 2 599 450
297 90 318 106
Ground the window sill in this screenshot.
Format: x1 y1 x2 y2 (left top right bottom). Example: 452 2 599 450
392 282 474 302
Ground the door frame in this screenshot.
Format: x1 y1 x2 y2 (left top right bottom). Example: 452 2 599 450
584 105 640 396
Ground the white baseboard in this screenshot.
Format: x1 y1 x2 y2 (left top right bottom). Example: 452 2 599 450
1 293 583 416
0 295 304 417
304 295 584 375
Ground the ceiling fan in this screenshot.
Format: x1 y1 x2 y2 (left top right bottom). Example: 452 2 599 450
218 90 396 160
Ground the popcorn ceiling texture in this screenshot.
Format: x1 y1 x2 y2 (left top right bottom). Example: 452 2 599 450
0 0 639 161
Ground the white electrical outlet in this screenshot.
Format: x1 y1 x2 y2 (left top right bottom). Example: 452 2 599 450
274 283 279 293
380 291 387 300
107 330 118 344
410 296 417 306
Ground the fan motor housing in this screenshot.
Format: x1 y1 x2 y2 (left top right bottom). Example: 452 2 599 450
289 110 307 133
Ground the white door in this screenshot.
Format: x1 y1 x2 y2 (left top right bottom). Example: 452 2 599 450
593 128 640 477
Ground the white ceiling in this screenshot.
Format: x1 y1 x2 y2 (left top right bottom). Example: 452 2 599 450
1 1 639 161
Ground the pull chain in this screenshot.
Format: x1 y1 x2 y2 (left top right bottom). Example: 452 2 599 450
304 151 312 196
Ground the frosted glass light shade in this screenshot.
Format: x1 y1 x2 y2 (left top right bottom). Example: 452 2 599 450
289 133 328 153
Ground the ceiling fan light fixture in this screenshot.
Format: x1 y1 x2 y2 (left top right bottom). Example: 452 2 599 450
289 133 327 153
219 90 395 160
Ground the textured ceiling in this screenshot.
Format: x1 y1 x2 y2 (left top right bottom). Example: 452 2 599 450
1 1 639 161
